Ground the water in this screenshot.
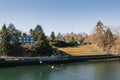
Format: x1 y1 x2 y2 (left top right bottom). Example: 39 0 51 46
0 61 120 80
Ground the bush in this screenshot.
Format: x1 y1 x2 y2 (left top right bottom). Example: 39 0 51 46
49 40 78 47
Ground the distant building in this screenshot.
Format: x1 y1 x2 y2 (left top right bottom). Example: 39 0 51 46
0 36 35 45
19 36 35 45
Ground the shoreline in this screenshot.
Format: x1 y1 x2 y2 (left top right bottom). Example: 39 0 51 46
0 54 120 67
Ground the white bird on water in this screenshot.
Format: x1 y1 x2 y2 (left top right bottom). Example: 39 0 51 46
39 61 42 64
51 66 54 69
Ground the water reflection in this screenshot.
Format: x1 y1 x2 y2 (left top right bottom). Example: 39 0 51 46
0 61 120 80
94 61 120 80
0 65 51 80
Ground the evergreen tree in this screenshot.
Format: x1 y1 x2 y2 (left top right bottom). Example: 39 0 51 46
56 32 62 41
33 33 52 56
50 31 55 41
10 32 22 55
7 23 21 36
23 33 27 36
57 32 61 37
7 23 22 55
34 25 44 34
32 25 44 39
29 29 33 36
96 21 103 26
0 24 10 55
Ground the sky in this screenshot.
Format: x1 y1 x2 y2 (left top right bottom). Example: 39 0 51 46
0 0 120 35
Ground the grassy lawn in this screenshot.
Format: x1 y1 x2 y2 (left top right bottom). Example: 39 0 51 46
59 45 106 56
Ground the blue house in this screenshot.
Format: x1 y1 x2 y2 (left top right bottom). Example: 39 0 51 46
19 36 35 44
0 36 35 45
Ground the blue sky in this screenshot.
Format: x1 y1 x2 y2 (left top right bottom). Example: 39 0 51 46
0 0 120 35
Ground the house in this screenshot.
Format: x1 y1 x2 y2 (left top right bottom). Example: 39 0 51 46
19 36 35 45
0 36 35 45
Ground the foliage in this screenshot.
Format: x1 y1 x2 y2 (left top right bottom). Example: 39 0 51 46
0 24 10 55
0 24 55 56
56 32 63 41
9 33 22 56
104 28 114 52
49 40 69 47
0 21 120 56
110 36 120 53
23 33 27 36
7 23 21 36
7 23 22 56
50 31 55 41
33 33 53 56
89 21 115 53
49 40 78 47
29 25 53 56
30 25 44 39
92 21 105 48
79 38 84 44
55 32 86 44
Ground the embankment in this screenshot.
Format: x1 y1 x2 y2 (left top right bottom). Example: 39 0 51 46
0 54 120 67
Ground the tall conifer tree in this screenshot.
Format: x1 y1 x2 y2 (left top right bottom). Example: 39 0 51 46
0 24 10 55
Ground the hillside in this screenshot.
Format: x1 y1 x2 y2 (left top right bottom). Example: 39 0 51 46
59 45 106 56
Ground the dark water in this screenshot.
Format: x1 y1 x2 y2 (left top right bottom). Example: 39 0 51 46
0 61 120 80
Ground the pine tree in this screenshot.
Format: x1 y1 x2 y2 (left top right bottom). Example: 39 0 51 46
34 25 44 34
23 33 27 36
56 32 63 41
29 29 33 36
50 31 55 41
96 21 103 26
0 24 10 55
32 25 44 39
10 32 22 55
7 23 22 55
33 33 52 56
8 23 21 36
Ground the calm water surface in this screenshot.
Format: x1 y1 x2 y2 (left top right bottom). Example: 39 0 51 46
0 61 120 80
